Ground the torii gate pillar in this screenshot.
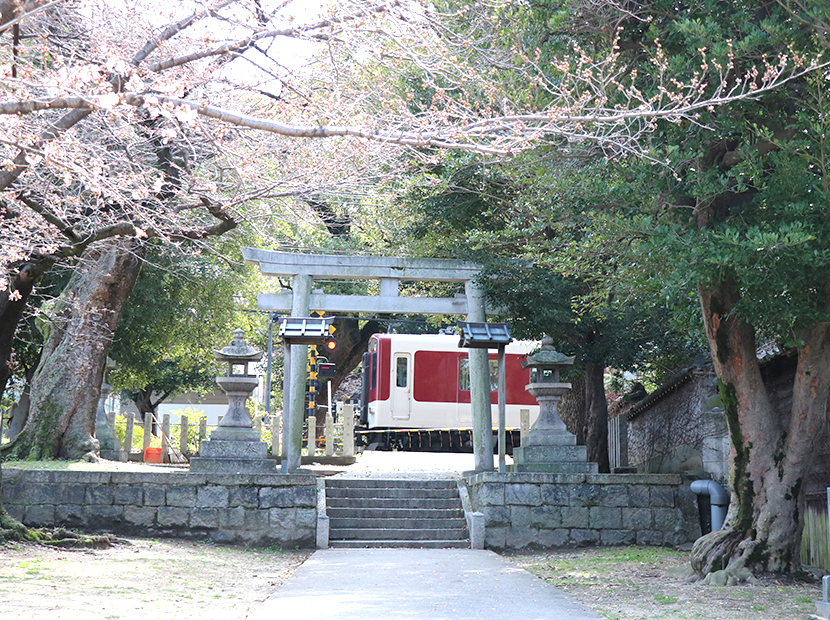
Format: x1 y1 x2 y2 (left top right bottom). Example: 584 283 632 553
243 248 497 472
465 280 494 470
283 274 311 472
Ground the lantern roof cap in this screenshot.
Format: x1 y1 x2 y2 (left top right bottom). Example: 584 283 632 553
521 335 574 369
215 329 263 363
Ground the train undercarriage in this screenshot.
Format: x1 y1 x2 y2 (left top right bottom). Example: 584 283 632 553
356 427 522 454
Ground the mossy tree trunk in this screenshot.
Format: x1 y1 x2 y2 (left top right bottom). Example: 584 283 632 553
2 238 143 461
691 278 830 575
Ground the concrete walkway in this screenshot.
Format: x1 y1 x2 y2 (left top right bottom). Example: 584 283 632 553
311 450 499 479
249 547 601 620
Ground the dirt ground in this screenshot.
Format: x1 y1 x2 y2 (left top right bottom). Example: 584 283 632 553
0 538 310 620
1 540 821 620
506 546 821 620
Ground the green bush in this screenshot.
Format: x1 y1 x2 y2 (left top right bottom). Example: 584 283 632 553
113 409 207 454
114 414 150 451
168 408 206 454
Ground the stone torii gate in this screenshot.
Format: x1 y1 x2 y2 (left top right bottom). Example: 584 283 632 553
242 248 498 472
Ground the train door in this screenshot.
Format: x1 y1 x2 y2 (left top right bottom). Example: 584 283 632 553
390 352 411 420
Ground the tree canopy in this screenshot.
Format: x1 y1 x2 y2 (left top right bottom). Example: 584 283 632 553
108 240 262 418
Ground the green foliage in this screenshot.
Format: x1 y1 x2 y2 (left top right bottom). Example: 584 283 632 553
108 240 263 412
600 5 830 347
113 409 206 453
399 154 703 376
113 415 147 452
169 411 205 454
259 420 273 454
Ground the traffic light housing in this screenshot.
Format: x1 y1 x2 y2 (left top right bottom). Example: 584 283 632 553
319 362 336 378
324 322 337 351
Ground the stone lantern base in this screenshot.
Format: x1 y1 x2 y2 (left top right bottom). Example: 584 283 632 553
510 433 598 474
189 374 276 474
508 381 598 474
189 427 276 474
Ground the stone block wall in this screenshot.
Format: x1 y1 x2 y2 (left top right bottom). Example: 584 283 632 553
1 469 317 547
626 370 720 476
464 472 700 550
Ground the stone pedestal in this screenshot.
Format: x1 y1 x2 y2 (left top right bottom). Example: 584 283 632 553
816 576 830 619
189 427 276 473
190 375 276 474
510 382 598 474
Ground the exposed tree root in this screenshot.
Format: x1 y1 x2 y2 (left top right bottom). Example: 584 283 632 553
691 526 743 576
691 525 803 585
40 528 124 549
0 513 127 549
0 510 31 542
700 556 760 586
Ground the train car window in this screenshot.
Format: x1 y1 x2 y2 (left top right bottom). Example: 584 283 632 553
396 356 408 388
487 360 499 390
371 353 377 390
459 358 470 391
458 357 499 391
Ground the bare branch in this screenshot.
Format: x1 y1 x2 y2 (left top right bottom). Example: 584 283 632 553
0 0 59 33
17 193 82 244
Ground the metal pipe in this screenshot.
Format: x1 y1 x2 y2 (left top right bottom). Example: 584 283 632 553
497 343 506 473
280 341 291 473
265 312 274 419
691 479 730 531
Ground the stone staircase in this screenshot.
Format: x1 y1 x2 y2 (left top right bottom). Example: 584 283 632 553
325 478 469 548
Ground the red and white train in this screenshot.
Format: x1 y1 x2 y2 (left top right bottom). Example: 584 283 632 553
358 333 540 452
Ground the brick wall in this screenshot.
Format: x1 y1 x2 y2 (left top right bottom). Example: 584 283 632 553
464 472 700 550
2 469 317 547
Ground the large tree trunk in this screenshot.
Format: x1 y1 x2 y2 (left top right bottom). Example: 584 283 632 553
6 363 37 439
583 363 611 473
327 318 381 396
2 238 143 460
559 375 587 445
691 279 830 575
128 386 158 426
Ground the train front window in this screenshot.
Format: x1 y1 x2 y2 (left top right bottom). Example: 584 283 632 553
396 356 408 388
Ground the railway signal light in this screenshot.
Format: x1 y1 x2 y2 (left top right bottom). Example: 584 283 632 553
324 323 337 351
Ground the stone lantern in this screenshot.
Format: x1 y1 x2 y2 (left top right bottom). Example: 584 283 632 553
96 357 122 461
190 329 276 473
510 336 598 473
214 328 263 428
